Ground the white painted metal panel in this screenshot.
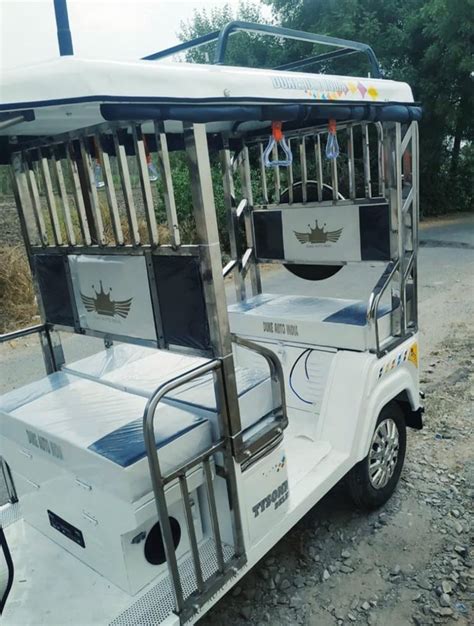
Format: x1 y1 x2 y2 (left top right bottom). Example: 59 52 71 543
281 205 361 262
68 254 157 341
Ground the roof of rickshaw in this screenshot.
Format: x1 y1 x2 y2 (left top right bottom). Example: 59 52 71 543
0 57 419 139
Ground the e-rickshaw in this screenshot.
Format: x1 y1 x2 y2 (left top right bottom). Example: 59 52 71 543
0 11 423 625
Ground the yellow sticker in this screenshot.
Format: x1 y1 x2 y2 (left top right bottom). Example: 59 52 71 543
367 86 379 100
408 342 418 367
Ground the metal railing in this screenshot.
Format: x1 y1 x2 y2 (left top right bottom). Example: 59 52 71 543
142 360 245 622
367 260 399 355
242 121 384 209
0 324 62 376
366 120 419 355
231 335 288 462
11 122 181 251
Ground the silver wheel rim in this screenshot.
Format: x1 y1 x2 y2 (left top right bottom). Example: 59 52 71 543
368 418 400 489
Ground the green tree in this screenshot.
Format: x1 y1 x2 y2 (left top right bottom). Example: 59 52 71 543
263 0 474 214
179 0 473 214
178 1 284 67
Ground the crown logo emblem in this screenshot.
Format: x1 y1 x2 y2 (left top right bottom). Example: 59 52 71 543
294 220 343 244
80 281 133 319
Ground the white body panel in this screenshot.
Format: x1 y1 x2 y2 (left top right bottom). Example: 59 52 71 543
69 255 157 342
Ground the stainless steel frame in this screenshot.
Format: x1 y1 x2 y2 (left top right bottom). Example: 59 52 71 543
366 121 418 355
225 120 418 356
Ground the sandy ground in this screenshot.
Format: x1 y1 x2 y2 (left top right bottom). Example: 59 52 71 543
0 213 472 625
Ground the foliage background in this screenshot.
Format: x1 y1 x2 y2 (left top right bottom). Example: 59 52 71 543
179 0 473 216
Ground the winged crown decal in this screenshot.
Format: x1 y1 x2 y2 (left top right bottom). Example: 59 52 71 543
80 281 133 319
294 220 343 244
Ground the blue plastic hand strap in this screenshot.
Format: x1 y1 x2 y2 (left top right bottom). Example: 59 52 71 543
263 135 293 168
326 128 340 160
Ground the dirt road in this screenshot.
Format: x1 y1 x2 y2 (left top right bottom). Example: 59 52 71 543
0 214 472 625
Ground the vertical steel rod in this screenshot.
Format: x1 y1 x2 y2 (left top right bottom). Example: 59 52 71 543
362 123 372 198
113 129 140 245
395 123 405 335
78 137 106 245
259 143 269 204
347 125 356 200
38 149 63 245
330 138 339 201
132 124 159 245
52 149 76 245
24 154 48 246
299 136 307 204
272 144 280 204
95 134 124 246
179 474 205 592
11 153 40 247
411 122 419 330
376 122 385 197
144 432 184 613
66 142 92 245
287 138 294 204
154 122 180 247
203 458 225 573
184 123 242 436
315 134 323 202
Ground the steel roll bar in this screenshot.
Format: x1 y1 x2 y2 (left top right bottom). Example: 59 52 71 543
213 22 382 78
143 21 382 78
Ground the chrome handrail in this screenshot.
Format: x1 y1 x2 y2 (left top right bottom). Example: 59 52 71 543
0 324 45 344
142 359 222 614
367 260 400 355
231 334 288 460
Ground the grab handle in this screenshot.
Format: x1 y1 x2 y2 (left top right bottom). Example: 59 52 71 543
263 122 293 168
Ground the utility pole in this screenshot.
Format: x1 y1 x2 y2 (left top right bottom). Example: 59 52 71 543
53 0 74 56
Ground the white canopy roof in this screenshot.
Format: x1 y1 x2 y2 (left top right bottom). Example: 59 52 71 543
0 57 415 137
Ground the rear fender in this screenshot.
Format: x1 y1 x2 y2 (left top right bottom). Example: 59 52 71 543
355 366 419 461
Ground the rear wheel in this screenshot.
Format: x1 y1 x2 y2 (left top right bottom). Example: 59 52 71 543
347 403 406 510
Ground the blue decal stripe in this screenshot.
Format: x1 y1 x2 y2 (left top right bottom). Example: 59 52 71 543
88 416 206 468
323 302 391 326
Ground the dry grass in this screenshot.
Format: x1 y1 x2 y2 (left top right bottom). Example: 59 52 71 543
0 212 197 334
0 246 38 333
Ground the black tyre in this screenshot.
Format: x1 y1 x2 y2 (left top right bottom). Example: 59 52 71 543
347 402 406 510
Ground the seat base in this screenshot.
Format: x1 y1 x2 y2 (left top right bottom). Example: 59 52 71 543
228 293 392 351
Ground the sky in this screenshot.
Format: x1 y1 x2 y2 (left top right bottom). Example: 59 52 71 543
0 0 271 70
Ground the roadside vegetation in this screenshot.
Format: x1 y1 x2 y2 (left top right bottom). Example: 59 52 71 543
0 246 37 333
